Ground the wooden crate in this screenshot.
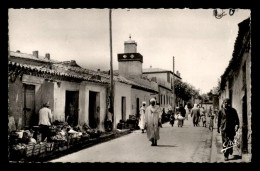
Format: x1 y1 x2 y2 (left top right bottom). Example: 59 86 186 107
33 144 40 156
39 143 46 154
25 145 34 158
46 142 54 152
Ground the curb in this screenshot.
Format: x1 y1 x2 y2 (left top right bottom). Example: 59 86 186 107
42 129 132 162
9 129 132 163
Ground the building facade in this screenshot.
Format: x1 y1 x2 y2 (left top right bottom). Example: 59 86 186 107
143 68 181 111
218 18 251 162
8 51 110 132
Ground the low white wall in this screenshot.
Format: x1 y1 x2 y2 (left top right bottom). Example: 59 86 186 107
114 82 132 127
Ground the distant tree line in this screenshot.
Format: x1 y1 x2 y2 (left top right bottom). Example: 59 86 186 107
174 79 199 105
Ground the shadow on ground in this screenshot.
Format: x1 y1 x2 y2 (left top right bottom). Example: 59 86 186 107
228 155 242 161
156 145 178 147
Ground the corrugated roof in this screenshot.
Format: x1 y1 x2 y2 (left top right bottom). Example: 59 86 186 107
8 61 109 84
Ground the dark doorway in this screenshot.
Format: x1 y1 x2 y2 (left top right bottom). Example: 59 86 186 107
89 91 100 128
24 84 35 128
121 97 126 121
242 92 248 153
136 98 140 117
65 90 79 127
242 63 248 153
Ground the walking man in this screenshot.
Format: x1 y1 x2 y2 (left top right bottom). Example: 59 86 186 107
138 101 146 133
217 98 239 161
191 104 200 127
145 98 162 146
38 102 52 141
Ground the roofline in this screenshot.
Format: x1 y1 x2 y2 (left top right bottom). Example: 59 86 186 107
143 71 182 79
131 85 158 94
8 61 109 84
9 51 59 63
158 84 173 92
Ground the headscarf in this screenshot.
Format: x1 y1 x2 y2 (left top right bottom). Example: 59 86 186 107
150 98 156 102
142 101 147 105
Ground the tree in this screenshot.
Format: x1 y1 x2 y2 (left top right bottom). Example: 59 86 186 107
174 79 199 105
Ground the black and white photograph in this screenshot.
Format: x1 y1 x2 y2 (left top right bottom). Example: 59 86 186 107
7 8 252 163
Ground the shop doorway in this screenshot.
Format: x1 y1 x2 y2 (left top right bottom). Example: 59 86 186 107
136 98 140 117
89 91 100 128
65 90 79 127
23 84 35 128
121 96 126 121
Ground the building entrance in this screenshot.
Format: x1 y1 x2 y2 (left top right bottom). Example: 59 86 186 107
89 91 100 128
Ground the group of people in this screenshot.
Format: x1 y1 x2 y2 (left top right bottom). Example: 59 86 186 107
139 97 240 161
190 104 216 129
40 97 240 161
190 99 240 161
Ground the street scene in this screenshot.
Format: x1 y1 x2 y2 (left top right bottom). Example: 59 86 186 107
8 9 251 163
50 115 214 163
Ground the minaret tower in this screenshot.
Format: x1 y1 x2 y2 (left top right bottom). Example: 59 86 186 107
117 35 143 77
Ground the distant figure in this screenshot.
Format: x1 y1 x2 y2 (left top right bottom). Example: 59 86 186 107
184 105 189 120
169 112 175 127
209 110 215 131
145 98 161 146
191 104 200 127
66 103 77 127
38 102 52 141
200 107 206 127
179 104 186 126
138 101 147 133
105 107 113 132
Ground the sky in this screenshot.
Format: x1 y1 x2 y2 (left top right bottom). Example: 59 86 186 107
8 9 251 94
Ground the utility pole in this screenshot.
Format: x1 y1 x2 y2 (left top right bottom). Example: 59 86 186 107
109 9 114 129
172 56 175 109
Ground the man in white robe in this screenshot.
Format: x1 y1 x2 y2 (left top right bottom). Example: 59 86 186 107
138 101 146 133
145 98 162 146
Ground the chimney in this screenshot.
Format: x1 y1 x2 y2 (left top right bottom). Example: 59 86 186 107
33 51 39 58
176 71 180 77
45 53 50 60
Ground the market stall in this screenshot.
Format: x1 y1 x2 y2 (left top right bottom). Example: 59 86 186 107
8 121 102 161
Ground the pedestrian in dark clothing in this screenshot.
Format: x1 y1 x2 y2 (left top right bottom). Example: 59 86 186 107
217 98 239 161
179 104 186 126
170 113 175 127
